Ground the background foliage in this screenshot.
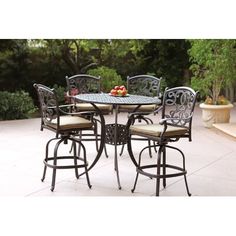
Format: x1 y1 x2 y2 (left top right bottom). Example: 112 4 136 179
2 39 225 119
189 39 236 104
0 39 190 96
0 90 35 120
88 66 123 92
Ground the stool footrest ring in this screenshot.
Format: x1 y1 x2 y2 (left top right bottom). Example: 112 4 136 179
137 164 187 179
44 156 88 169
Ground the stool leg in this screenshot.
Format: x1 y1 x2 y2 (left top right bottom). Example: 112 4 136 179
104 144 109 158
153 141 157 153
41 140 49 182
155 146 162 196
69 138 76 154
131 172 140 193
180 147 191 196
162 146 166 188
182 151 191 196
73 141 79 179
78 131 82 157
131 144 143 193
51 138 64 192
166 144 192 197
51 161 57 192
80 141 92 189
184 175 191 196
148 140 152 158
144 117 153 159
41 166 47 182
42 138 56 182
131 171 139 193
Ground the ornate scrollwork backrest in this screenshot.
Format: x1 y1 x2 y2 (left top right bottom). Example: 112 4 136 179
127 75 161 97
66 74 101 95
34 84 59 125
162 87 198 128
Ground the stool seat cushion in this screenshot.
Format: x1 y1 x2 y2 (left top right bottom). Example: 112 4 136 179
119 104 157 112
130 124 188 138
48 116 93 130
76 103 113 112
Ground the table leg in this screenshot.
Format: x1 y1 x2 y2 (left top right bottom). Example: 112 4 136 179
78 102 122 189
114 105 122 189
78 103 105 176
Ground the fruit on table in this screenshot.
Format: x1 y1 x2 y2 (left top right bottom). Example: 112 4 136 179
110 89 118 96
119 85 126 90
110 85 128 96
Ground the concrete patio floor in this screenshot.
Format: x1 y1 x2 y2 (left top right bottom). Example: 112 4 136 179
1 105 236 197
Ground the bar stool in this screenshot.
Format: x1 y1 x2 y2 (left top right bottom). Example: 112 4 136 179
119 75 162 157
127 86 198 196
34 83 93 191
66 74 112 158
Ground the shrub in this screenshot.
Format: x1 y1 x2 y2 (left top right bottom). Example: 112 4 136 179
189 39 236 104
88 66 123 92
52 84 66 105
0 90 36 120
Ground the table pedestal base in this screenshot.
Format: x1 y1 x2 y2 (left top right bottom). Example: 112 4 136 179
104 123 128 189
105 124 128 145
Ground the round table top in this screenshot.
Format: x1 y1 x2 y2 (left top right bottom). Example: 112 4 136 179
74 93 161 105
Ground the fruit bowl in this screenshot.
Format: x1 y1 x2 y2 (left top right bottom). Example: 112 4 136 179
109 85 128 97
109 93 129 97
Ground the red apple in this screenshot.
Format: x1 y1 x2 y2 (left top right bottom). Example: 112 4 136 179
121 90 127 96
110 89 117 96
117 90 123 96
119 85 126 90
114 86 120 90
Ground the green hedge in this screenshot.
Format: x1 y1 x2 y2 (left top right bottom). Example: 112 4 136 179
52 84 66 105
0 90 36 120
88 66 123 92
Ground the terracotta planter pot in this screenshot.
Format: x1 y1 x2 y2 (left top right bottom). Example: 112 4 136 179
199 103 234 128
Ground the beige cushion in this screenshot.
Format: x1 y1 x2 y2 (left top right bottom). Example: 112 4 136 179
47 116 93 130
119 104 157 112
76 103 113 112
130 124 188 138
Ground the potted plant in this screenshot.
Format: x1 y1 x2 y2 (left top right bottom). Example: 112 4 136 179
188 39 236 128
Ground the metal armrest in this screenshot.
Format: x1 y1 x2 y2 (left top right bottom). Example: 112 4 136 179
154 105 163 115
127 111 151 118
58 104 75 115
159 115 193 125
58 105 96 117
59 104 74 108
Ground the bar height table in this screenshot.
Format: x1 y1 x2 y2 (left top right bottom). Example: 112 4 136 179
74 93 161 189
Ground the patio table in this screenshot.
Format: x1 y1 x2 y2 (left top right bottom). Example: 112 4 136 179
74 93 161 189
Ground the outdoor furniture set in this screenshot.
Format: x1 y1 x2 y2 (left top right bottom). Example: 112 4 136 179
34 74 198 196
